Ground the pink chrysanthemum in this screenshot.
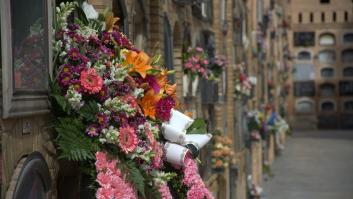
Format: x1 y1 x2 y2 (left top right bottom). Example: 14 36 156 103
144 123 155 144
80 68 103 94
152 142 163 169
119 126 138 154
158 183 172 199
95 152 137 199
183 155 214 199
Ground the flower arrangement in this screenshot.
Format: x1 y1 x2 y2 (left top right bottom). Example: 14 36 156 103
183 47 209 80
247 110 264 141
51 2 212 199
234 63 254 98
211 130 235 170
209 55 227 80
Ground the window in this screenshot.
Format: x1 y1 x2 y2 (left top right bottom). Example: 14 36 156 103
163 16 174 82
343 67 353 77
298 13 302 23
321 12 325 22
321 101 335 112
333 12 336 22
321 68 334 78
310 13 314 23
293 32 315 47
342 49 353 62
343 33 353 43
294 82 316 96
319 33 335 46
293 64 315 81
320 0 330 3
339 81 353 96
295 98 315 113
318 50 336 63
297 51 311 60
344 100 353 111
345 11 348 22
1 0 51 117
320 83 335 96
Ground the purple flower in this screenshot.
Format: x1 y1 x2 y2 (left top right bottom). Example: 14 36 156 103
112 112 129 127
111 30 135 50
68 48 81 61
128 112 146 129
89 35 102 48
86 124 100 137
156 96 176 121
145 75 160 94
58 72 73 88
112 82 131 96
97 113 109 128
98 85 109 102
68 24 80 31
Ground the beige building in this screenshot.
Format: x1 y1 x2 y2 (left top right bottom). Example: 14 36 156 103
287 0 353 129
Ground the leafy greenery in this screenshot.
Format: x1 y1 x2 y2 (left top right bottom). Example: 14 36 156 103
55 118 100 161
186 118 207 134
79 100 99 121
121 160 146 198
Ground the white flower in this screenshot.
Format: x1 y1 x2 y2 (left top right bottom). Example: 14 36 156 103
65 86 83 110
82 2 99 19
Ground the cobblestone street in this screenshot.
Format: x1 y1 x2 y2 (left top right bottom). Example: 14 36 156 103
263 131 353 199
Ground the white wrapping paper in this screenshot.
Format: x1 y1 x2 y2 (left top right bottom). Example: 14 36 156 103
164 142 190 166
162 123 186 143
168 109 194 130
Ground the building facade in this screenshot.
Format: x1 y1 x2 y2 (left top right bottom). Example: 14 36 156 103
287 0 353 129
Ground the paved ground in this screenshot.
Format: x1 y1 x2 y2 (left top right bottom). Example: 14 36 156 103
263 130 353 199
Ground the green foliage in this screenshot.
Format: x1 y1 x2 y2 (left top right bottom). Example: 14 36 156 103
55 118 100 161
121 160 146 198
49 81 72 116
186 118 207 134
79 100 99 121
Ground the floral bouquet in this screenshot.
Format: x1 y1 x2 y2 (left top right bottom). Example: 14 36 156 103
51 2 213 199
234 63 254 98
209 55 227 80
183 47 209 80
247 111 263 141
211 130 235 170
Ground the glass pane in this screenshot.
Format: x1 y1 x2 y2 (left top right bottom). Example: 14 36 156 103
297 51 311 60
318 50 335 63
342 49 353 62
11 0 48 90
343 67 353 77
321 101 335 111
320 84 335 96
296 100 314 112
343 33 353 43
321 68 334 78
319 34 335 45
344 101 353 111
293 64 315 81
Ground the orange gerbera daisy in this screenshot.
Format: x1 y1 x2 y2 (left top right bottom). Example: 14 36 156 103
140 89 161 119
125 51 153 78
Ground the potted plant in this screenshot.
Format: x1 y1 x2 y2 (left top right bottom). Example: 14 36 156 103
211 130 235 173
183 47 209 96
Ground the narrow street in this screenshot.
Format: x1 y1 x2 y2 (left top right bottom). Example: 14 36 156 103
263 131 353 199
